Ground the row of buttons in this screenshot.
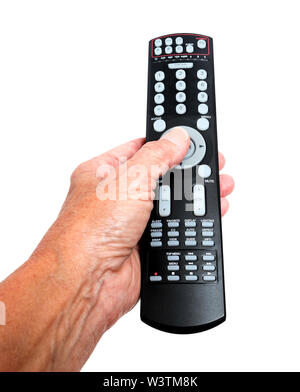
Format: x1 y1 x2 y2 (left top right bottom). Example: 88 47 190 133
151 230 213 238
154 37 207 56
150 239 215 247
166 254 215 262
151 220 213 229
150 274 216 282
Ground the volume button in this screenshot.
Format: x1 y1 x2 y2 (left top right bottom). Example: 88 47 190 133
159 185 171 217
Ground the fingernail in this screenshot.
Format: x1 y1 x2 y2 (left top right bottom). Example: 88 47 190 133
161 127 189 146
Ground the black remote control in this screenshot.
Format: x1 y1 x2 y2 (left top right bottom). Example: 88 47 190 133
140 33 225 334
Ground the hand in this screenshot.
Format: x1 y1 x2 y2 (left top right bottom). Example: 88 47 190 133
0 128 234 371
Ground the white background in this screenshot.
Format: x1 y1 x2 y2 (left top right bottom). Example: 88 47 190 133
0 0 300 372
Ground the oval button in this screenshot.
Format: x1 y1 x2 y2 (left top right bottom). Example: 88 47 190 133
197 118 209 131
153 119 166 132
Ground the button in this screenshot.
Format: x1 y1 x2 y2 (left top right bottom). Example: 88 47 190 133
198 164 211 178
202 221 213 228
185 265 197 271
175 45 183 54
185 221 196 227
168 265 179 271
168 231 179 237
185 240 197 246
165 37 172 45
159 185 171 216
151 222 162 229
150 241 162 247
203 255 215 261
154 119 166 132
168 222 179 228
154 47 162 56
197 69 207 79
168 240 179 246
176 37 183 45
154 39 162 47
202 231 214 237
185 255 197 261
198 81 208 91
197 39 207 49
203 275 216 282
167 255 179 261
168 275 180 281
186 44 194 53
198 92 208 102
176 69 186 79
154 82 165 93
202 240 214 246
151 231 162 238
168 62 193 69
197 118 209 131
198 104 208 115
176 104 186 115
154 105 164 116
176 81 186 91
154 93 164 104
165 46 172 54
185 231 196 237
185 275 198 281
194 184 205 216
155 71 165 82
184 140 195 159
150 275 162 281
203 265 216 271
176 92 186 103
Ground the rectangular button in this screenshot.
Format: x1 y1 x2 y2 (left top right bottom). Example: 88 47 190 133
151 221 162 229
185 275 198 281
185 230 196 237
202 221 213 228
151 241 162 247
151 231 162 238
203 255 215 261
168 62 193 69
185 255 197 261
167 255 179 261
150 276 162 281
202 231 214 237
185 240 197 246
159 185 171 217
185 265 197 271
168 231 179 237
168 221 179 228
203 275 216 281
202 240 214 246
185 221 196 227
168 265 179 271
168 240 179 246
168 275 180 281
203 265 216 271
193 184 206 216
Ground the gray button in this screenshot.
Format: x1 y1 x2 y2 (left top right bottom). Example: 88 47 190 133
176 80 186 91
168 275 180 281
151 222 162 228
168 231 179 237
202 240 214 246
198 92 208 103
203 255 215 261
185 230 196 237
155 39 162 47
151 231 162 238
185 221 196 227
167 255 179 261
202 221 213 228
194 184 205 216
176 69 186 80
198 164 211 178
159 185 171 216
175 45 183 54
202 231 214 237
154 119 166 132
176 37 183 45
185 255 197 261
150 275 162 281
203 275 216 282
151 241 162 247
154 82 165 93
176 92 186 103
185 240 197 246
176 103 186 115
154 105 164 116
155 71 165 81
197 117 209 131
203 265 216 271
168 265 179 271
154 47 162 56
185 265 197 271
168 240 179 246
168 62 193 69
185 275 198 281
168 221 179 228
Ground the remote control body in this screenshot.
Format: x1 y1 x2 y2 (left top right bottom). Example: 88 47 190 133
140 33 225 334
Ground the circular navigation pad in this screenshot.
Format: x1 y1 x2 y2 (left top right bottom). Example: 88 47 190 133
161 126 206 169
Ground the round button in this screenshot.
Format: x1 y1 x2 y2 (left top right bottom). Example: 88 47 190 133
153 119 166 132
176 80 186 91
175 45 183 54
197 39 207 49
186 44 194 53
198 92 208 102
165 46 172 54
154 82 165 93
197 69 207 79
175 37 183 45
154 93 164 104
185 140 195 159
197 118 210 131
176 104 186 115
155 39 162 47
155 71 165 81
176 92 186 103
198 103 208 115
154 47 162 56
197 80 208 91
165 37 172 46
198 164 211 178
176 69 186 80
154 105 164 116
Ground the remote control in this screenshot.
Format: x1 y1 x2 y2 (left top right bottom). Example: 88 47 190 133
140 33 225 334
